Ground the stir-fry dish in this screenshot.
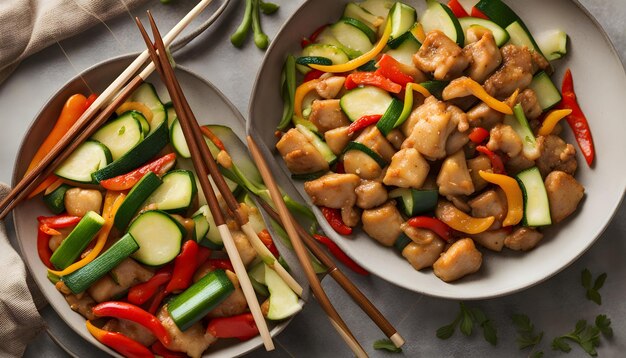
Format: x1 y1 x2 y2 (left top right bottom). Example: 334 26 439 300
33 84 306 358
276 0 592 283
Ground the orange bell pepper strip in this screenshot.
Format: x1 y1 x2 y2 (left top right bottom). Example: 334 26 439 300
479 170 523 227
86 320 154 358
294 79 321 119
436 203 495 235
537 109 572 136
442 77 513 115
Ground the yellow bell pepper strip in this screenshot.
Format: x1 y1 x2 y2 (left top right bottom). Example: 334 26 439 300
394 82 433 129
115 102 154 124
310 19 392 73
479 170 523 227
48 191 125 276
86 320 154 358
442 77 513 115
436 202 495 235
294 79 321 119
537 109 573 136
412 23 426 43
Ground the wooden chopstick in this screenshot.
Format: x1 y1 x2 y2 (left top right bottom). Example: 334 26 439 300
135 13 275 351
257 198 405 348
0 0 217 220
247 136 368 358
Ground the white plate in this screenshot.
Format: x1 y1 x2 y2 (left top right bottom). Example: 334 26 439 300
13 55 301 357
248 0 626 299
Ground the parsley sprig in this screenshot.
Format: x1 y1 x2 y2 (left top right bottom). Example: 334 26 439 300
436 302 497 346
512 313 543 357
551 315 613 357
581 269 607 305
373 338 402 353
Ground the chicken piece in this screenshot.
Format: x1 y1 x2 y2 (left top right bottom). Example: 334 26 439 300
383 148 430 189
304 173 360 209
276 128 329 174
484 45 535 99
413 30 470 80
401 224 446 270
515 89 542 120
355 180 388 209
343 150 384 180
504 227 543 251
64 293 96 320
486 124 523 158
445 130 469 156
315 76 346 99
308 99 351 134
535 135 578 177
158 306 217 358
402 96 469 160
231 230 257 267
64 188 103 216
437 150 475 196
433 238 482 282
471 228 508 252
448 195 471 213
467 154 492 192
505 154 535 176
88 276 128 303
545 171 585 223
361 202 404 247
468 189 508 230
110 258 153 288
467 102 504 130
208 270 248 317
462 32 503 83
342 206 361 227
530 50 550 72
324 126 351 155
353 126 396 162
386 129 406 150
49 227 72 252
102 319 156 347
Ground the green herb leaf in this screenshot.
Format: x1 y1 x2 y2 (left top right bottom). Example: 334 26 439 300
593 273 607 291
581 268 592 288
586 289 602 305
460 310 474 336
373 339 402 353
581 269 607 305
436 323 456 340
482 320 498 346
470 307 487 324
512 314 543 350
552 337 571 352
575 320 587 334
512 314 532 332
531 351 544 358
595 314 613 338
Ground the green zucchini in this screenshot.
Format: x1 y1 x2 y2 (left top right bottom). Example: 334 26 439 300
388 2 417 41
91 119 169 182
167 269 235 331
265 263 302 320
343 141 387 169
342 17 378 43
295 56 333 66
296 124 337 167
248 261 270 297
42 184 71 214
527 71 562 111
420 0 464 46
420 80 450 100
125 83 167 134
193 205 223 249
359 0 394 19
357 60 378 72
389 188 439 217
169 118 191 158
516 167 551 227
536 30 568 61
375 98 404 136
113 172 162 231
192 212 210 243
503 104 538 160
393 233 412 253
458 17 510 46
291 171 327 181
165 102 177 129
316 26 362 59
340 86 394 122
343 3 380 33
50 211 105 270
385 32 421 65
331 18 374 56
128 210 184 266
55 140 112 184
91 111 145 160
142 170 197 213
63 233 139 294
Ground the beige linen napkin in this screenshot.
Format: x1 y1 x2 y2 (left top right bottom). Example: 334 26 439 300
0 183 46 358
0 0 148 85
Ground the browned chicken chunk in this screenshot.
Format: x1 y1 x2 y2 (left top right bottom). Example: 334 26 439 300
102 319 156 347
515 88 542 120
536 135 578 177
158 306 217 358
64 293 97 320
471 229 508 252
343 149 384 180
231 230 257 267
362 202 404 246
401 224 445 270
467 102 504 130
504 227 543 251
208 270 248 317
467 154 492 191
544 171 585 223
355 180 388 209
315 76 346 99
484 45 534 99
433 238 483 282
304 173 360 209
276 128 329 174
462 30 502 83
324 126 351 155
469 189 508 230
413 30 470 80
353 125 396 162
486 124 523 158
308 99 351 134
383 148 430 189
437 150 475 196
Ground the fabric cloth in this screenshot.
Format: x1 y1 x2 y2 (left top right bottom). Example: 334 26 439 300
0 183 46 358
0 0 148 85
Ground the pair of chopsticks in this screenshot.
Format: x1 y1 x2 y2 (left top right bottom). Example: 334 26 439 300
0 0 222 220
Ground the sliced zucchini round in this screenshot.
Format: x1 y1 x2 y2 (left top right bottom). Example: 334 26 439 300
388 2 417 40
143 169 197 213
315 27 362 59
459 17 510 46
128 210 184 266
126 83 167 134
297 44 350 74
331 19 374 55
170 118 191 158
42 183 71 214
114 172 163 231
193 205 223 249
420 0 465 46
340 86 394 122
342 17 377 43
389 188 439 216
516 167 552 227
91 111 144 160
295 56 333 66
343 3 381 33
55 140 112 183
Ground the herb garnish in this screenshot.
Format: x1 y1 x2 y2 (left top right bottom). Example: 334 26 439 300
373 338 402 353
581 269 607 305
551 315 613 357
512 313 543 356
436 302 497 346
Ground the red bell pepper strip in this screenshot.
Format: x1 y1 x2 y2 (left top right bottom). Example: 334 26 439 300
448 0 470 18
148 289 168 315
375 54 414 87
128 266 173 306
471 7 490 20
207 259 234 272
165 240 199 294
348 114 383 135
321 207 352 235
313 234 369 275
407 216 454 243
86 320 154 358
92 301 171 346
345 72 403 94
258 229 280 258
196 246 212 265
100 153 177 191
476 145 506 174
559 69 595 166
334 161 345 174
85 93 98 109
37 215 81 236
37 228 53 269
468 127 489 144
151 342 186 358
207 313 259 341
303 69 325 82
301 24 328 48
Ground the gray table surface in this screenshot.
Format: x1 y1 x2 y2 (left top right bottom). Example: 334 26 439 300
1 0 624 357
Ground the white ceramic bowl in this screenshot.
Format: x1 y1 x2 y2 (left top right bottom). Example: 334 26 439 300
13 55 300 357
248 0 626 299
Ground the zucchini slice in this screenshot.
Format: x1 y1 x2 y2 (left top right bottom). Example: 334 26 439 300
128 210 184 266
165 102 177 129
420 0 464 46
193 205 223 249
296 124 337 167
143 170 197 213
125 83 167 134
169 118 191 158
503 104 538 160
192 211 210 243
42 184 71 214
516 167 552 227
393 233 412 253
316 26 362 59
55 140 111 184
388 2 417 41
114 172 163 231
295 56 333 67
359 0 394 18
340 86 394 122
343 141 387 169
385 33 421 65
91 111 144 160
265 263 302 320
527 71 562 111
63 233 139 294
536 30 568 61
343 3 380 33
342 17 377 43
50 211 105 270
458 17 510 46
376 98 404 136
420 80 450 100
331 18 374 56
389 188 439 217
